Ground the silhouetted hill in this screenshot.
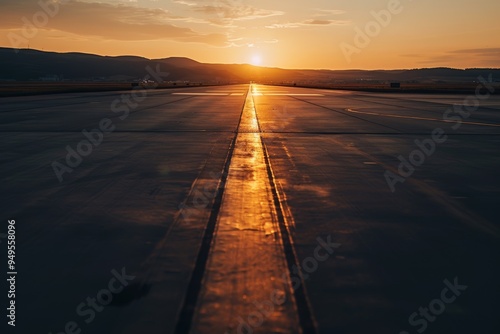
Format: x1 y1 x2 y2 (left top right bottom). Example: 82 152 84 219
0 48 239 82
0 47 498 83
157 57 202 67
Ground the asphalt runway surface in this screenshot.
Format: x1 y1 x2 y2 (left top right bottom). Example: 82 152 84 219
1 84 499 334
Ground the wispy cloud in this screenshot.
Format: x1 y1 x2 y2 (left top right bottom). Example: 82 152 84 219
415 48 500 65
266 19 349 29
313 8 346 16
265 22 301 29
171 0 198 7
303 19 349 25
0 0 228 46
450 48 500 58
173 0 283 26
264 6 349 29
226 37 280 48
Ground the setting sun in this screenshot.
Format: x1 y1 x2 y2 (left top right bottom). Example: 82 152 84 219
1 0 499 69
251 54 263 66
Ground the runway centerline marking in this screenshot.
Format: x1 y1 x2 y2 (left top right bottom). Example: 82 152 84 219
171 92 247 96
205 91 246 94
253 93 324 96
189 85 304 333
271 93 324 96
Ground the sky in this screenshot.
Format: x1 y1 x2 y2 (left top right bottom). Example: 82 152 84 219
1 0 499 69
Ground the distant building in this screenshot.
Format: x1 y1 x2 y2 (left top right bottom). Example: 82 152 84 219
39 75 61 82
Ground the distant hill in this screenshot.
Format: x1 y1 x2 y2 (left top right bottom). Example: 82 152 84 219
0 47 499 84
159 57 202 67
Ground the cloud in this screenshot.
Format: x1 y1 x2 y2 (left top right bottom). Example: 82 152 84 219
173 0 283 26
449 48 500 58
0 0 228 45
416 48 500 65
266 19 349 29
225 36 279 48
171 0 197 7
265 22 301 29
303 19 349 25
314 9 346 16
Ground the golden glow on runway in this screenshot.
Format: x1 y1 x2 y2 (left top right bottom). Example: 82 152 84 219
190 85 299 332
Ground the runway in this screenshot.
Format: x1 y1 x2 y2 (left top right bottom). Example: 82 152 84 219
1 84 499 334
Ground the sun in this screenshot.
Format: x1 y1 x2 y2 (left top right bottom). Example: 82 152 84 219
250 54 262 66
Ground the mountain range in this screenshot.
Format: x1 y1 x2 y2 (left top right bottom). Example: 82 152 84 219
1 47 499 84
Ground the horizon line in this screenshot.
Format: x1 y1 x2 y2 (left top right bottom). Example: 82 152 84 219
1 46 499 72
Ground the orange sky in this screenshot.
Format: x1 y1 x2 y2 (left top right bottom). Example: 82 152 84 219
1 0 499 69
